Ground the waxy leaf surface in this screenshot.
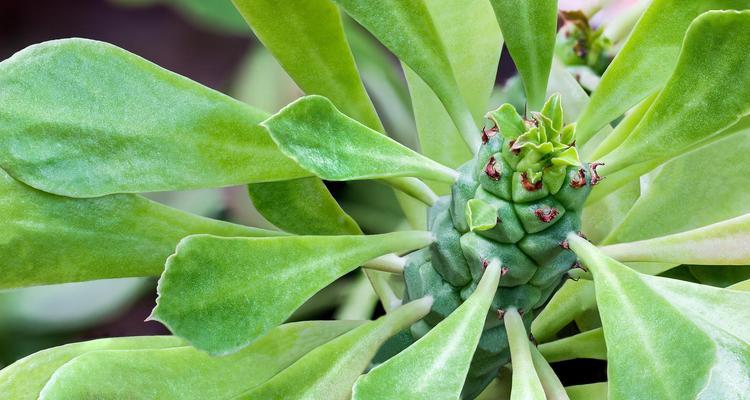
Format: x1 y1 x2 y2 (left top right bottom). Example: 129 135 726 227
335 0 479 150
490 0 558 110
0 169 279 289
37 321 360 400
569 235 750 400
576 0 750 141
0 336 185 400
244 298 432 400
263 96 458 184
151 231 433 355
506 308 545 400
352 262 502 400
0 39 309 197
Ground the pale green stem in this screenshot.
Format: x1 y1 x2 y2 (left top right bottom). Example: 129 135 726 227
529 344 571 400
506 307 546 400
382 177 442 206
363 253 406 274
334 270 379 320
364 269 402 313
538 328 607 363
532 280 597 342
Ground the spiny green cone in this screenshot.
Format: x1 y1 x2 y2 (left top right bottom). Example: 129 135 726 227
402 95 601 399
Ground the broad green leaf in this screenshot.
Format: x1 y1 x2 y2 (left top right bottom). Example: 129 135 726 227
243 297 432 400
405 0 503 171
0 169 279 289
151 231 433 355
506 308 545 400
565 383 607 400
576 0 750 142
263 96 459 184
335 0 480 151
604 126 750 244
352 261 503 400
600 10 750 174
490 0 558 110
601 214 750 265
36 321 360 400
0 336 185 400
538 328 606 363
569 234 750 400
589 92 658 161
247 179 362 235
0 39 309 198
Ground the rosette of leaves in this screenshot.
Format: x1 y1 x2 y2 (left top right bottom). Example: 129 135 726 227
1 1 750 399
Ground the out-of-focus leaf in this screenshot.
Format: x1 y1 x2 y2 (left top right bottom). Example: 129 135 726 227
352 261 502 400
688 265 750 288
0 169 280 289
0 39 309 197
506 308 546 400
405 0 502 173
0 336 185 400
36 321 361 400
565 383 608 400
263 96 458 184
599 10 750 175
532 280 596 342
231 46 301 115
538 328 606 362
476 371 512 400
247 179 362 235
569 234 750 400
151 231 433 355
243 297 432 400
603 127 750 244
601 214 750 265
582 180 639 244
113 0 250 34
576 1 750 142
490 0 558 110
335 0 480 151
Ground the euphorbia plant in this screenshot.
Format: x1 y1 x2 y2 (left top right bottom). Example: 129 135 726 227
1 0 750 399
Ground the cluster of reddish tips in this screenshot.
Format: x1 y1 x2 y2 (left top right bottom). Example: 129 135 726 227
534 207 559 223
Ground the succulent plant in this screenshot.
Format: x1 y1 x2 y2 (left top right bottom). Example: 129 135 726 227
1 1 750 399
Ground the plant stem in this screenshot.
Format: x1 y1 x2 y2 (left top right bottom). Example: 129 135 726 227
364 269 402 312
334 270 379 320
383 177 442 206
529 344 571 400
363 253 406 274
505 307 546 400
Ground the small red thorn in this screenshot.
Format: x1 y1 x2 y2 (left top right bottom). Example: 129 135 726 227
569 168 587 189
482 259 489 269
535 207 559 223
481 125 498 144
577 231 589 241
500 267 510 276
496 309 506 320
560 240 570 250
484 157 501 181
521 172 543 192
589 162 605 185
508 140 521 155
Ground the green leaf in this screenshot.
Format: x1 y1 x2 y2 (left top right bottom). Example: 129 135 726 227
151 231 433 355
466 199 499 232
582 180 640 244
532 280 596 342
0 169 280 289
335 0 480 151
490 0 558 110
36 321 360 400
603 125 750 244
506 308 546 400
601 11 750 175
529 344 569 400
565 383 607 400
569 234 750 400
243 297 432 400
689 265 750 288
0 39 309 198
601 214 750 265
576 0 750 142
247 179 362 235
263 95 458 184
404 0 503 172
352 261 503 400
538 328 606 363
0 336 185 400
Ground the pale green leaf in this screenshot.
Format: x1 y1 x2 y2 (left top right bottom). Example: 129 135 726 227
405 0 503 171
243 297 432 400
538 328 606 363
490 0 558 110
262 96 458 184
582 180 640 244
0 169 280 290
352 261 503 400
466 199 499 232
529 345 570 400
0 336 185 400
576 0 750 142
506 308 545 400
36 321 360 400
600 10 750 174
151 231 433 355
0 39 309 198
569 234 750 400
565 383 608 400
335 0 480 151
601 214 750 265
532 280 596 342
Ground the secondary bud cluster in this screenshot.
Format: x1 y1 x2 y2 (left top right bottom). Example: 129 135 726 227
402 95 599 399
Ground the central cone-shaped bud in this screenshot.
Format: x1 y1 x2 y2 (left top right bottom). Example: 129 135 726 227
402 94 599 398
